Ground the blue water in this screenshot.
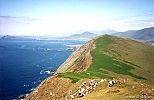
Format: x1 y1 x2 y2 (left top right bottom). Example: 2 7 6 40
0 39 85 100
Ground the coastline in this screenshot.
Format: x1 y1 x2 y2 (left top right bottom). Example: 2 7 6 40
23 41 93 99
23 75 54 99
66 44 83 48
23 35 154 100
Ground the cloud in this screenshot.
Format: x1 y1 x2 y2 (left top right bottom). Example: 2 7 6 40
110 11 154 31
0 16 56 36
0 15 110 36
0 12 153 36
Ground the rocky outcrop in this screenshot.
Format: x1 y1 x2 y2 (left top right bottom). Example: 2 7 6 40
55 39 95 74
24 76 73 100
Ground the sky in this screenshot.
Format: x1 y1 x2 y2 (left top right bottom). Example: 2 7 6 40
0 0 154 36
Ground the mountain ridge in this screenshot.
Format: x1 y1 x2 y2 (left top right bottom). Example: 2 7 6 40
1 27 153 43
24 35 154 100
113 27 154 43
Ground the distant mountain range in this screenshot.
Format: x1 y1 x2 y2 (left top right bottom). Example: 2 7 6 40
1 27 154 43
66 31 98 40
63 27 154 42
0 35 36 40
62 30 118 40
113 27 154 43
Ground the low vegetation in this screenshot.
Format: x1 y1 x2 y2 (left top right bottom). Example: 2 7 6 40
56 36 146 82
25 35 154 100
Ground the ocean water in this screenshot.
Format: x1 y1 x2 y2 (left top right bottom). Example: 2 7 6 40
0 39 85 100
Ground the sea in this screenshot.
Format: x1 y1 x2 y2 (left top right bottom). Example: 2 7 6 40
0 38 85 100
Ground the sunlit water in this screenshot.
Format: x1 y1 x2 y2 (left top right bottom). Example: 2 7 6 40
0 39 85 100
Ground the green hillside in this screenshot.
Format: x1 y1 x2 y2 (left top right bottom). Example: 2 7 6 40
56 35 154 84
25 35 154 100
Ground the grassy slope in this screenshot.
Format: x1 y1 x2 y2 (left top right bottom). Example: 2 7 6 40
56 35 152 83
25 35 154 100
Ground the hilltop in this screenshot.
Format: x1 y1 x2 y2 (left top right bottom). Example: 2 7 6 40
24 35 154 100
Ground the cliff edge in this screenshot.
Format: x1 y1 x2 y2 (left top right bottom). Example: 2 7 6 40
24 35 154 100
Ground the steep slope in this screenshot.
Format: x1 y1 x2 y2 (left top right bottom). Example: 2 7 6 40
24 35 154 100
55 39 95 74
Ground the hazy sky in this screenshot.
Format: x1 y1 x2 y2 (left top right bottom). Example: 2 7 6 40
0 0 154 36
